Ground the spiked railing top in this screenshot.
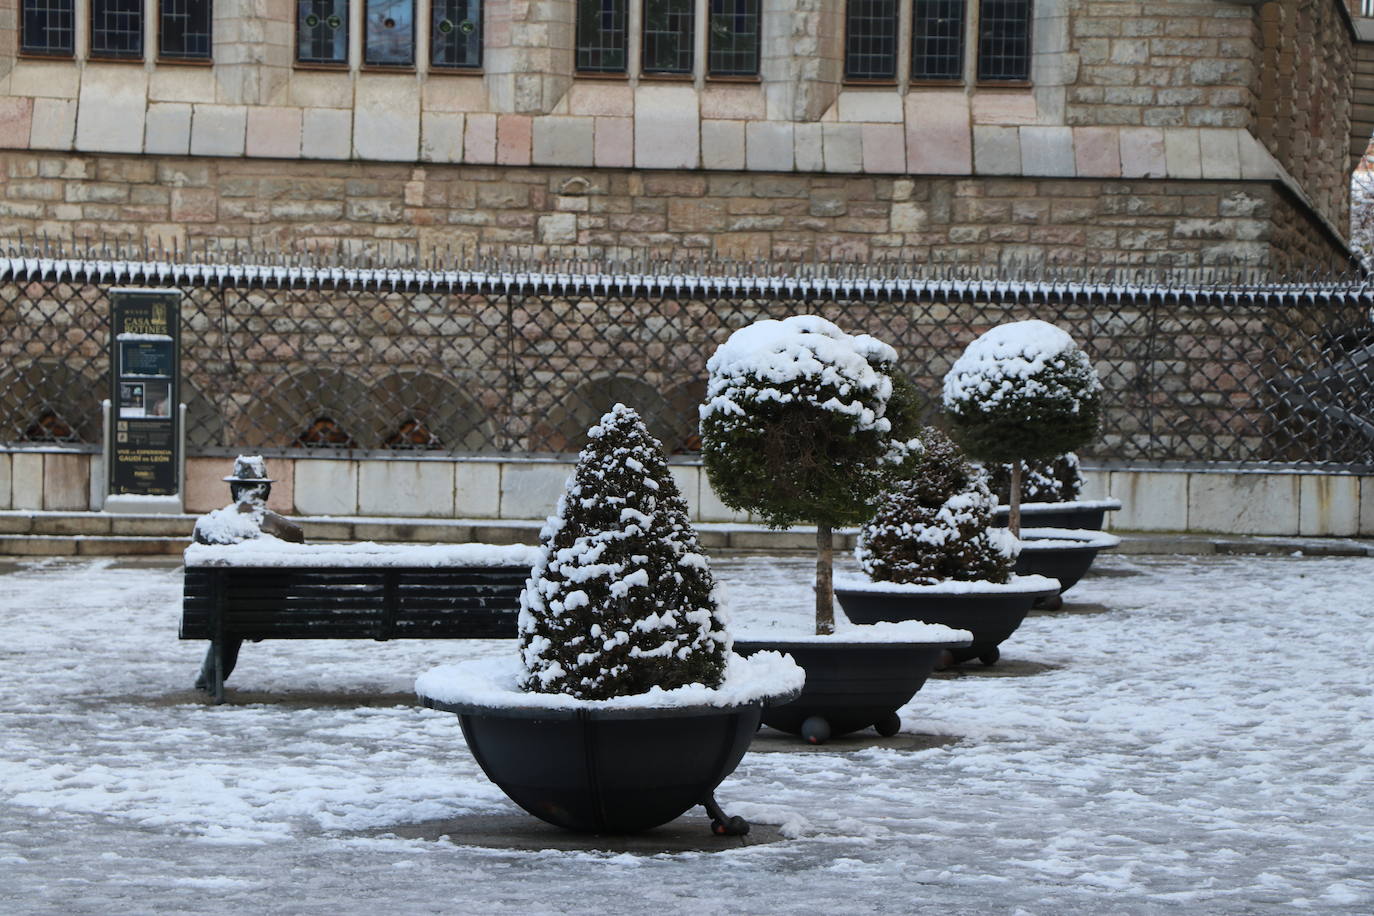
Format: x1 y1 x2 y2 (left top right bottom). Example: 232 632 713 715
3 236 1374 305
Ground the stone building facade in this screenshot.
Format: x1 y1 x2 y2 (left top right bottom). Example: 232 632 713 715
0 0 1369 270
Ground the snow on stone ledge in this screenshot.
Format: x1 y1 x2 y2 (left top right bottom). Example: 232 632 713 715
734 617 972 645
415 650 805 711
184 539 541 568
993 498 1123 514
832 573 1061 595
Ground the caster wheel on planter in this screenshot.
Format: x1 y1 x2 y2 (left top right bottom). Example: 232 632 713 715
1037 593 1064 611
979 647 1001 666
874 713 901 737
712 816 750 837
801 716 832 745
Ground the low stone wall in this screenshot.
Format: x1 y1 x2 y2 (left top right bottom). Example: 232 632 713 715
4 449 1371 538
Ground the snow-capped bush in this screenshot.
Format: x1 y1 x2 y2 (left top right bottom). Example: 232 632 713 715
984 452 1083 504
518 403 729 701
699 315 897 528
942 320 1102 464
857 427 1018 585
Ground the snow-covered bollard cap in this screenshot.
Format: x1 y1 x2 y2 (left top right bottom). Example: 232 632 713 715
222 454 275 484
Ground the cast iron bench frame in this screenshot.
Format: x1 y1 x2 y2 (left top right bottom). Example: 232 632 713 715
181 565 526 704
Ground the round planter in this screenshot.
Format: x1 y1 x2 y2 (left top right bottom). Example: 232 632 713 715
733 638 969 743
834 576 1059 666
1014 528 1122 607
419 696 770 834
992 498 1122 531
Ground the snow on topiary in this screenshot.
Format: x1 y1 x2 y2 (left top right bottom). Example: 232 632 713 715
699 315 904 633
942 320 1102 534
985 452 1083 505
857 427 1018 585
518 403 729 701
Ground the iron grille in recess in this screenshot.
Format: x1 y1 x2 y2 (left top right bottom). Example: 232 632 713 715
1 242 1372 471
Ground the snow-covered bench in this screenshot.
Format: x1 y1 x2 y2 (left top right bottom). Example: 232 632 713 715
181 541 539 704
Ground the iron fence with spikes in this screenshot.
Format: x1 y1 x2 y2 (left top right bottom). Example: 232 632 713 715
2 239 1372 470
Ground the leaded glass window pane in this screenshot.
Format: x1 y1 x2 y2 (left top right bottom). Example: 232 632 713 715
845 0 897 81
432 0 481 69
576 0 627 73
707 0 759 77
365 0 414 66
978 0 1032 82
91 0 144 60
21 0 75 56
642 0 693 75
911 0 963 81
298 0 349 65
161 0 213 60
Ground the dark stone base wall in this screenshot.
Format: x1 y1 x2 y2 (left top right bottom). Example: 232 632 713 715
0 151 1353 273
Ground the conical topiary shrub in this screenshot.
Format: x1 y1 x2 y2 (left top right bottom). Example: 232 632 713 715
518 403 729 701
856 427 1018 585
942 320 1102 535
985 452 1084 505
700 316 905 633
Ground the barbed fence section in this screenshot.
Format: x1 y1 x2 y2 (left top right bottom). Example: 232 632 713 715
2 240 1372 470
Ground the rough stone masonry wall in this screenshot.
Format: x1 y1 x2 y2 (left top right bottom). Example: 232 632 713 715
0 150 1352 270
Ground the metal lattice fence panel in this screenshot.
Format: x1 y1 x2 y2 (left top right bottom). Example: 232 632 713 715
1 251 1371 470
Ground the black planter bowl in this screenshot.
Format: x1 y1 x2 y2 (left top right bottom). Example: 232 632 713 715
834 576 1059 667
992 498 1122 531
416 655 803 835
1014 528 1122 607
732 638 969 744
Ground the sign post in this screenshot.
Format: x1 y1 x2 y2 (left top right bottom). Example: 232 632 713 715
105 288 183 513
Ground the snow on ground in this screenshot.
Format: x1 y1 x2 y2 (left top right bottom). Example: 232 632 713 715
0 552 1371 915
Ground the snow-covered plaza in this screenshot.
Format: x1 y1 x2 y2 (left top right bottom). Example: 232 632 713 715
1 550 1371 915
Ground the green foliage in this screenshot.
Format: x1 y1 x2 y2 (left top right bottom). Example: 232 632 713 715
942 321 1103 464
699 317 897 529
985 453 1083 504
519 404 728 701
857 428 1018 585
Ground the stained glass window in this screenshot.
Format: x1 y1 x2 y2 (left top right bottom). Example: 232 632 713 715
911 0 963 81
845 0 898 81
365 0 414 67
298 0 349 64
432 0 481 69
20 0 75 56
642 0 693 75
978 0 1032 82
576 0 627 73
707 0 759 77
161 0 213 60
91 0 144 60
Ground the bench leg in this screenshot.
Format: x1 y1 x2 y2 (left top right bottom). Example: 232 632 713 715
196 639 242 705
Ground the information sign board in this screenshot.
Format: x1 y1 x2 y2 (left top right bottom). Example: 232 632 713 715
109 289 181 497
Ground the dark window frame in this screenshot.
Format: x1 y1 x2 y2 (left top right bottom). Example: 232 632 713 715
843 0 900 83
89 0 146 62
576 0 629 74
910 0 964 83
159 0 214 62
296 0 351 67
976 0 1033 84
363 0 416 68
706 0 760 78
19 0 76 58
430 0 483 70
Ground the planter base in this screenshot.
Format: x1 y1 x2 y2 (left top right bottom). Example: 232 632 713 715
1015 529 1121 606
836 581 1057 666
421 698 768 834
732 640 961 744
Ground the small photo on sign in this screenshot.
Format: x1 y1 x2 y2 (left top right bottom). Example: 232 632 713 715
143 380 172 418
119 382 146 418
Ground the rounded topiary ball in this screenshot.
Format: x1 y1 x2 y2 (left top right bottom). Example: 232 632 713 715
699 315 896 529
856 427 1018 585
942 320 1102 464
